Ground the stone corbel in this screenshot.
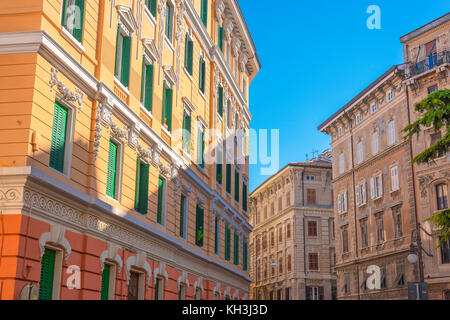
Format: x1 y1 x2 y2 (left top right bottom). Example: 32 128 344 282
137 143 153 160
177 271 190 290
215 0 225 25
239 53 248 72
50 68 84 113
213 282 222 298
100 242 123 273
39 224 72 264
128 123 141 150
154 261 169 285
224 19 234 42
193 277 205 295
110 122 129 140
232 37 241 58
126 251 152 287
152 144 162 167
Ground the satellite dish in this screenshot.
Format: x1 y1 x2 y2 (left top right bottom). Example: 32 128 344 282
18 282 39 300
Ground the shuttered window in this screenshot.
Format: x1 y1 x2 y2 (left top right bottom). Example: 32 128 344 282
146 0 157 17
217 86 223 117
388 120 396 145
100 264 111 300
216 145 223 184
49 103 68 173
234 170 240 203
114 25 131 87
200 0 208 27
38 248 56 300
140 61 154 111
197 127 205 168
106 141 118 199
162 82 173 131
182 110 191 154
242 182 248 212
199 56 206 93
214 216 219 255
233 232 239 265
372 131 379 155
391 166 399 191
157 177 165 225
135 157 149 215
195 205 204 247
225 225 231 261
165 3 172 40
243 241 248 271
62 0 85 42
226 164 232 194
184 33 194 75
218 25 224 52
180 195 186 238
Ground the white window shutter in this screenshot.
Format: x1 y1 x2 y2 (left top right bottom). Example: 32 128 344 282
356 185 360 206
378 174 383 197
362 181 367 204
391 167 399 191
370 178 375 200
344 191 348 213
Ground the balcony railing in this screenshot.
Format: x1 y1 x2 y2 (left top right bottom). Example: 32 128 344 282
404 50 450 79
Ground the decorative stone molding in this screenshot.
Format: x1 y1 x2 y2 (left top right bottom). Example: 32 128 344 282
175 0 186 101
178 271 190 290
0 189 21 201
224 286 231 298
215 0 225 25
224 19 234 42
163 65 178 87
152 144 162 167
135 0 144 59
193 276 204 294
142 38 160 63
418 174 434 198
154 261 169 284
232 289 239 300
157 0 168 84
232 37 241 58
116 5 138 34
126 251 152 286
50 68 84 112
137 143 153 160
239 53 248 72
213 282 222 298
100 242 123 272
110 122 129 140
39 223 71 263
127 123 141 150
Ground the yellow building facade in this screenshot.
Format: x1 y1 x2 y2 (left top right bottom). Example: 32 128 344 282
0 0 260 300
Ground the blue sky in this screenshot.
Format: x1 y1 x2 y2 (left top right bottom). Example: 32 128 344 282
241 0 449 192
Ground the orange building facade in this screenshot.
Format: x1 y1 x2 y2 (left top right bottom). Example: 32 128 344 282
0 0 260 300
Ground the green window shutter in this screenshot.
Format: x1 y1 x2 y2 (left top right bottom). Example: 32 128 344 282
184 34 189 70
225 226 231 261
106 141 118 198
197 128 204 168
61 0 69 28
218 26 224 52
157 177 164 224
73 0 85 42
201 0 208 27
243 182 247 212
243 241 248 271
100 264 110 300
147 0 157 17
234 170 239 203
121 36 131 87
182 111 191 152
165 4 171 39
114 25 121 77
138 162 149 215
166 88 173 131
180 195 186 238
216 149 222 184
145 64 154 111
188 39 194 75
226 164 232 194
234 232 239 265
162 81 166 126
140 60 145 104
218 86 223 116
195 205 204 247
199 57 205 93
38 248 56 300
50 103 68 173
134 157 141 210
214 216 219 254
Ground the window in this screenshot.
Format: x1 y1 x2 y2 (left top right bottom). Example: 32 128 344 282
376 214 385 243
263 206 268 220
101 264 115 300
184 32 194 75
395 262 405 287
285 287 291 300
214 216 220 254
61 0 85 43
128 271 142 300
199 54 206 93
388 120 396 145
287 254 292 272
371 174 383 200
154 277 164 300
436 184 449 210
157 176 166 225
140 58 154 112
218 23 224 52
278 257 283 274
216 143 223 185
286 224 291 239
393 207 403 238
441 238 450 264
431 132 445 158
307 189 316 205
49 102 69 173
278 227 283 243
233 232 239 265
357 141 364 164
225 164 232 194
278 197 283 212
106 140 120 200
165 2 173 41
145 0 157 17
256 238 261 256
262 234 267 251
243 241 248 271
428 85 438 94
372 131 379 155
39 248 58 300
178 284 186 300
356 113 362 125
360 219 368 248
242 182 248 212
342 228 349 253
371 103 377 113
387 91 394 102
343 274 350 295
195 205 204 247
234 169 240 203
197 125 205 168
391 166 399 192
306 286 323 300
339 153 345 174
217 85 224 117
182 109 192 154
338 127 344 137
161 81 173 131
337 191 348 214
308 253 319 271
226 100 231 129
308 221 318 237
270 231 275 248
180 195 188 238
200 0 208 27
225 225 231 261
286 191 291 207
134 157 149 215
195 288 202 300
114 24 131 87
356 182 367 207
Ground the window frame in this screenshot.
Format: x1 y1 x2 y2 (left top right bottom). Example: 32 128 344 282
38 246 63 300
157 175 168 226
106 138 124 201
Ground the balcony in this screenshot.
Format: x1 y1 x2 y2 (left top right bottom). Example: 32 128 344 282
404 50 450 79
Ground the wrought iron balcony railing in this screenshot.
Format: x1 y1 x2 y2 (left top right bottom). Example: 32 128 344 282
404 50 450 79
